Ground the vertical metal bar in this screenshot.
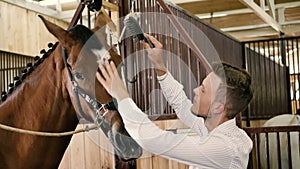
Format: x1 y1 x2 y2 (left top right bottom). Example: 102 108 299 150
248 42 255 117
266 41 272 112
166 9 172 114
265 133 270 169
243 42 251 126
1 52 3 92
276 132 282 168
291 39 296 113
147 0 153 114
262 41 267 115
276 39 282 113
287 132 293 169
0 52 3 92
12 54 15 85
187 19 192 99
156 0 212 72
296 38 300 112
255 133 261 169
252 42 262 116
176 10 181 85
7 53 10 92
140 0 147 112
274 40 279 113
87 7 91 29
285 39 292 114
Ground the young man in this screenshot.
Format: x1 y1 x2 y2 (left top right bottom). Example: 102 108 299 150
97 35 254 169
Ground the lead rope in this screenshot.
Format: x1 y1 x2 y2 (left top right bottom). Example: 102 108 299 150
0 123 98 137
0 103 106 137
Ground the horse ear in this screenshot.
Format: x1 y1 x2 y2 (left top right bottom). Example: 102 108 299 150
38 15 73 49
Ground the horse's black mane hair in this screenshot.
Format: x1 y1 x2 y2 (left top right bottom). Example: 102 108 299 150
0 24 100 104
70 24 102 50
0 42 58 104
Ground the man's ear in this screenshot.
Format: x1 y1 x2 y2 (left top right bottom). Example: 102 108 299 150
212 102 225 115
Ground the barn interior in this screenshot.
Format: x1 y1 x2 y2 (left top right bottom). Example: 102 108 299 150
0 0 299 169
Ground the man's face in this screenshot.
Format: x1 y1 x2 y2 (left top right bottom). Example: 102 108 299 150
191 73 222 117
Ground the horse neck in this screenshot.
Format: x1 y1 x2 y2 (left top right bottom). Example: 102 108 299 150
0 48 78 169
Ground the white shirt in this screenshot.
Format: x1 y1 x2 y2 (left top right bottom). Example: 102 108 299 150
118 72 253 169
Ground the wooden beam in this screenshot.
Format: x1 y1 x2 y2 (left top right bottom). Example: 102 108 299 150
3 0 58 17
266 0 276 19
102 1 118 11
169 0 206 4
196 1 300 19
238 0 283 32
226 23 300 41
100 8 117 32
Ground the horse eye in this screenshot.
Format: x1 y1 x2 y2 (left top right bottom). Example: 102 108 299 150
74 72 84 81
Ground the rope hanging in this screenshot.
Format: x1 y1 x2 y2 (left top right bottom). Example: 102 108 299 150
0 123 99 137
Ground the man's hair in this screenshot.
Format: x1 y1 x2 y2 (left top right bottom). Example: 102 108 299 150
212 62 254 119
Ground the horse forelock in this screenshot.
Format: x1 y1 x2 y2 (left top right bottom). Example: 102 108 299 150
69 24 111 64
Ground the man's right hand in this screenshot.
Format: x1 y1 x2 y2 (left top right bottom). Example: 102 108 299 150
142 34 167 76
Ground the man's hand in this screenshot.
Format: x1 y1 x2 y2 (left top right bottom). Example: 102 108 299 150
142 34 167 76
96 60 129 102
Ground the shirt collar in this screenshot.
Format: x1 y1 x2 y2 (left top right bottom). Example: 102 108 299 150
211 118 237 134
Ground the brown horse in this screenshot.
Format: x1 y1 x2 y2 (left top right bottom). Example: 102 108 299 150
0 15 141 169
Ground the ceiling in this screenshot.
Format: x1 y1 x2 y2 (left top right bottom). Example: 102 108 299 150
6 0 300 42
175 0 300 41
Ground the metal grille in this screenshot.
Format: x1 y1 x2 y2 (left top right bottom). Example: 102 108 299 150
245 125 300 169
121 0 243 119
243 36 300 119
0 50 34 94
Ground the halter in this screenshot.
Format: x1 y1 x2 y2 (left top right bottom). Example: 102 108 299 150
61 48 117 127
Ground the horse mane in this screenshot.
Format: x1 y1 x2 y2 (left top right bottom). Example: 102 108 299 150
0 24 100 104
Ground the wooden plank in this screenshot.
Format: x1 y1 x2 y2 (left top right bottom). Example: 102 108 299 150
0 1 9 52
238 0 283 32
152 155 169 169
165 120 189 169
98 128 115 168
0 1 68 55
70 125 86 169
84 131 101 169
58 147 71 169
168 160 189 169
137 151 153 169
152 121 169 169
135 120 189 169
103 1 119 12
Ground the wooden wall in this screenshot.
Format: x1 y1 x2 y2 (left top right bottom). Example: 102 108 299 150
0 1 68 56
136 120 189 169
59 120 189 169
59 125 115 169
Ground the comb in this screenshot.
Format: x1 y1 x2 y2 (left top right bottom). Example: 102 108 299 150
124 15 154 48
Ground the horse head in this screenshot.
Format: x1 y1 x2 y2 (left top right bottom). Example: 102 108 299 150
39 15 142 161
